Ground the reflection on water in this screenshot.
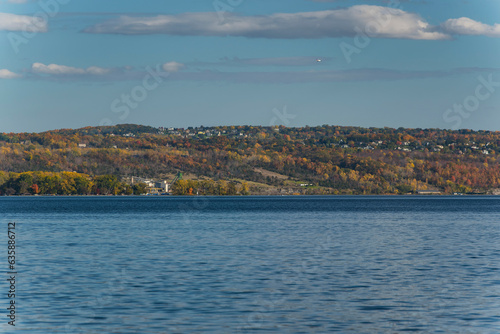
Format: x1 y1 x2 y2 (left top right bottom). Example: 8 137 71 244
1 196 499 333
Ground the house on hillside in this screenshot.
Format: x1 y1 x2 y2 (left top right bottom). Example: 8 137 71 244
129 176 170 194
417 190 441 195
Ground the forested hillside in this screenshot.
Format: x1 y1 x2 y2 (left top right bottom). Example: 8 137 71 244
1 124 499 195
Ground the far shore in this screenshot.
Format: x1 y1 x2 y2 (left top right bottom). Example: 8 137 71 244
1 193 495 197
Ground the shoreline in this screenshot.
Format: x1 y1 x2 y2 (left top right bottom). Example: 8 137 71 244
0 193 494 197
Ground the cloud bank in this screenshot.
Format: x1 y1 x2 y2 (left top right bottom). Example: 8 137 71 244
7 0 32 4
191 56 333 67
161 67 500 84
27 61 184 81
13 61 500 84
441 17 500 38
32 63 111 76
83 6 446 40
0 12 47 32
162 61 184 72
82 5 500 40
0 69 21 79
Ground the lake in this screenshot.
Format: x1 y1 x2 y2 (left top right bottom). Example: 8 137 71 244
1 196 499 333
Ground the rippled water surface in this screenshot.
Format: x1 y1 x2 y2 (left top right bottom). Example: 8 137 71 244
1 196 499 333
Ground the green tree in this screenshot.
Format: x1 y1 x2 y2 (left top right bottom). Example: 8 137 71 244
94 175 120 195
172 180 188 195
217 180 228 195
16 173 34 194
239 182 250 195
74 176 93 195
133 183 148 195
122 184 134 195
0 171 10 188
38 174 61 195
227 182 237 195
396 184 413 194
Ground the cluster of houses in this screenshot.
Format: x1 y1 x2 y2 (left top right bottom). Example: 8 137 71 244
157 127 250 139
125 176 170 195
330 139 493 155
71 126 496 156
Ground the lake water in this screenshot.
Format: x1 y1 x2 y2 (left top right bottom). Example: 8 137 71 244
0 196 499 333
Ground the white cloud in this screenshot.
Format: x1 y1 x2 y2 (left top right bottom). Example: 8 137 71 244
441 17 500 38
86 66 112 75
0 69 21 79
162 61 184 72
0 12 47 32
32 63 85 75
83 5 449 40
32 63 111 75
8 0 32 3
28 62 185 81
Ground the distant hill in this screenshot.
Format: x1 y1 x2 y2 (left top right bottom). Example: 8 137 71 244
41 124 158 136
1 124 499 195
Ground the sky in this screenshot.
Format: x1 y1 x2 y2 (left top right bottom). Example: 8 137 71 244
0 0 499 133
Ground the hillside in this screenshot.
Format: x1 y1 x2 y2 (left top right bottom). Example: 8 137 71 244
1 124 499 195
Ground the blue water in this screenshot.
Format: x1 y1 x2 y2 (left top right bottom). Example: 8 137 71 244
1 196 499 333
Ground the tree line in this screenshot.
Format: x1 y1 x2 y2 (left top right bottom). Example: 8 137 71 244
171 179 249 196
0 171 251 196
0 172 148 196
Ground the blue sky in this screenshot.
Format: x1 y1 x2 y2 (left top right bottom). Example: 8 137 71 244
1 0 499 133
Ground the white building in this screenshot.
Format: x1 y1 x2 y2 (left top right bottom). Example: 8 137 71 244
155 181 169 193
